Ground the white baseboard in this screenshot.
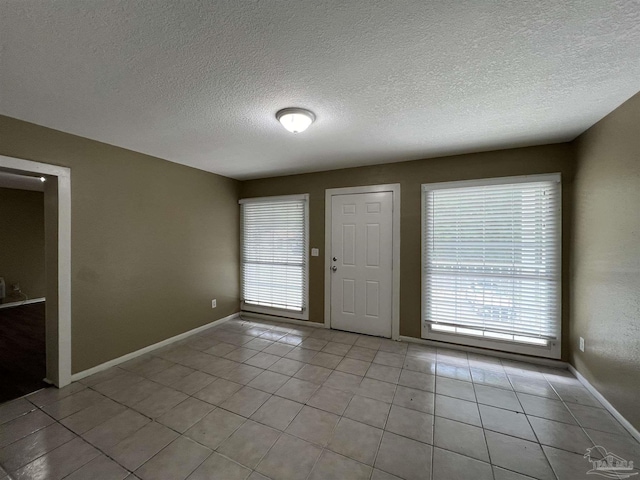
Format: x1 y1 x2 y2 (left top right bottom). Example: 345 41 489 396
71 312 240 382
240 312 327 329
398 335 568 369
0 297 46 309
568 364 640 443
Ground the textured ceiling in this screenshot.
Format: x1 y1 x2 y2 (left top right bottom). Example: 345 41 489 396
1 1 639 180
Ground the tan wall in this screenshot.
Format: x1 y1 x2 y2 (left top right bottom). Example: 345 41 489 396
241 144 575 360
571 92 640 430
0 187 45 301
0 115 240 373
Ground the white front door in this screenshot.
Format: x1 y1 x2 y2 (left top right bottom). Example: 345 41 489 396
330 191 393 337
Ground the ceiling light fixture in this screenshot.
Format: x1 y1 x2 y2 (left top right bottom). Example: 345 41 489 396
39 177 46 182
276 108 315 134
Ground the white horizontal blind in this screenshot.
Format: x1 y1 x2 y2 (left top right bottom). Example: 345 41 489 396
241 197 307 313
423 176 560 344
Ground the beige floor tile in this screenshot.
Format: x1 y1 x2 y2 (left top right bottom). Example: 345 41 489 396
65 454 129 480
322 342 352 357
184 409 244 450
133 387 188 418
327 417 383 465
393 386 434 414
193 378 243 406
245 352 280 369
567 402 629 436
366 364 401 384
434 394 481 426
306 386 353 415
247 371 290 394
299 338 328 351
256 434 321 480
171 371 216 395
0 423 76 472
343 395 390 429
435 377 476 402
285 406 340 446
479 404 537 441
157 397 215 433
60 398 126 434
12 437 99 480
0 409 55 449
220 386 271 417
436 362 472 382
219 364 264 385
106 422 178 471
136 436 211 480
371 468 403 479
355 336 382 350
224 347 259 363
262 343 295 357
82 408 150 449
323 371 363 394
346 346 378 362
274 378 319 403
432 447 493 480
25 383 87 408
543 445 596 480
374 431 432 480
485 430 555 480
529 416 594 454
385 404 433 444
357 378 396 403
42 389 106 420
250 395 304 431
284 347 317 363
517 393 576 424
217 420 280 468
508 375 559 400
293 364 332 384
0 398 37 423
308 352 343 369
308 450 372 480
373 351 405 368
470 368 513 389
474 384 522 412
492 466 539 480
268 358 304 376
433 416 489 462
398 370 435 392
186 452 251 480
403 356 437 375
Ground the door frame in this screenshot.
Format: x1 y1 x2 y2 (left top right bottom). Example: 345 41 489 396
324 184 401 340
0 155 72 387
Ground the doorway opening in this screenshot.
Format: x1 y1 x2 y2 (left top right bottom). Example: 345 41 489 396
0 155 71 392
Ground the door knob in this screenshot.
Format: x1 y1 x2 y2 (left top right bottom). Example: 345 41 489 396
333 257 337 261
331 266 337 272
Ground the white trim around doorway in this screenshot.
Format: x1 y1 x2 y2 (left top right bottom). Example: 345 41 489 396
324 184 401 340
0 155 72 388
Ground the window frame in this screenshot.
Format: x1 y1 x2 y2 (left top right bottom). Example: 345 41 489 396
420 173 562 359
240 194 310 321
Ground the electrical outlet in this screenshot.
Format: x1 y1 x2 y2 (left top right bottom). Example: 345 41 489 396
579 337 585 352
211 299 217 308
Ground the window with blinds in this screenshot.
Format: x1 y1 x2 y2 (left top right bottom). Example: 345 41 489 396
240 195 309 320
422 174 561 357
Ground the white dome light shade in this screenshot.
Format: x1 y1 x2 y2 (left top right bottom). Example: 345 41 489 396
276 108 315 134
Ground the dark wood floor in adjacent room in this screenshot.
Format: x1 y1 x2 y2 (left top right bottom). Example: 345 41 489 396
0 302 47 403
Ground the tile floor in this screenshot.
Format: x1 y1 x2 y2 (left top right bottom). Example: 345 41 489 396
0 316 638 480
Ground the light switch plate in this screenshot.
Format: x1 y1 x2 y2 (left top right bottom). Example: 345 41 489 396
311 248 319 257
579 337 585 352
